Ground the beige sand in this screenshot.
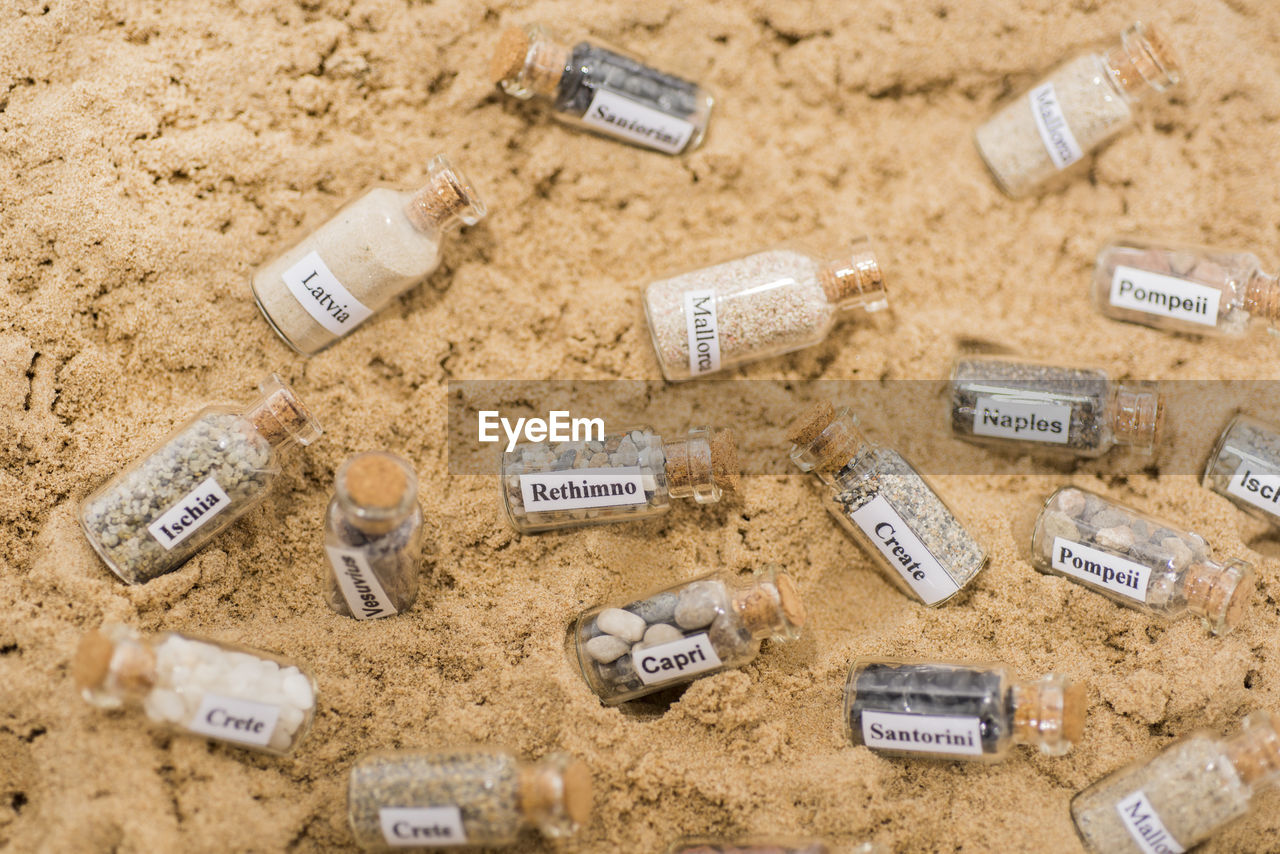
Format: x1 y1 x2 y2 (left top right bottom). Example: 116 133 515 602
3 1 1280 851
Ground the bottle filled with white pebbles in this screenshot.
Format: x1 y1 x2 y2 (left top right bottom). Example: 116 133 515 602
73 623 317 755
1203 413 1280 529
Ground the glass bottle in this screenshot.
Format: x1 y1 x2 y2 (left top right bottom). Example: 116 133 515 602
73 623 317 755
644 239 888 381
668 841 885 854
573 567 805 705
1030 486 1254 635
490 23 714 155
787 400 987 606
1093 237 1280 337
346 747 591 851
1071 711 1280 853
325 451 423 620
251 154 486 355
949 356 1163 457
501 425 738 533
1203 413 1280 527
844 658 1085 762
974 22 1182 198
79 373 322 585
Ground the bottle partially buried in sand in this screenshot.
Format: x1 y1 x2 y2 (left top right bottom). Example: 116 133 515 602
73 623 317 755
1203 413 1280 529
974 21 1182 198
1071 711 1280 854
78 374 322 584
251 154 486 355
844 658 1086 762
573 567 805 705
787 401 988 606
489 23 714 155
644 239 888 381
500 425 739 533
1093 237 1280 338
1030 486 1254 634
346 747 591 851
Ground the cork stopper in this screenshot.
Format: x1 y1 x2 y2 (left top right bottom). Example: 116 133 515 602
1245 271 1280 323
74 626 158 703
786 401 865 472
820 243 888 311
1183 558 1254 635
1012 673 1086 756
665 427 738 502
246 373 322 449
734 568 806 642
710 429 739 492
73 629 115 693
490 27 532 84
785 400 835 446
1106 22 1182 95
336 451 419 535
518 755 592 835
1225 711 1280 788
1111 382 1163 453
404 154 487 234
490 25 568 99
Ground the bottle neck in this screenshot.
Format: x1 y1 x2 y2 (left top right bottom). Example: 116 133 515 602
729 568 806 642
1225 712 1280 790
335 452 419 535
516 754 592 838
74 626 159 707
1181 558 1254 635
1109 382 1163 451
244 373 321 451
1010 673 1085 755
1244 269 1280 323
664 427 738 503
491 24 570 101
1103 22 1182 100
403 154 486 235
787 403 869 474
818 241 887 313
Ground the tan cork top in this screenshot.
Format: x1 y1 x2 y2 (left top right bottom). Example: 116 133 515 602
73 630 115 692
519 759 592 826
710 428 739 492
1108 23 1182 94
1060 680 1087 745
775 571 806 630
405 157 485 233
248 380 319 448
490 27 531 84
344 454 408 510
786 400 836 445
560 758 593 826
1226 713 1280 786
821 246 886 304
1184 560 1254 634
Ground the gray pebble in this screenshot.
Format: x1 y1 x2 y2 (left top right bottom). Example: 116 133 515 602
624 592 678 624
674 581 724 629
1056 489 1087 518
1040 511 1081 544
1095 525 1135 551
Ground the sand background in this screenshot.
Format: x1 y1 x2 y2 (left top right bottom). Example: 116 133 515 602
3 0 1280 851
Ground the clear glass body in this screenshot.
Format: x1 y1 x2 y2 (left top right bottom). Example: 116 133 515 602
1093 238 1278 337
1203 413 1280 527
1031 487 1253 634
644 240 887 381
573 567 803 705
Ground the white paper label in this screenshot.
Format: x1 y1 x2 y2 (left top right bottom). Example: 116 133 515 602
972 396 1072 444
325 546 399 620
1226 461 1280 517
519 466 647 512
1050 537 1150 603
147 476 232 550
378 807 468 848
1029 81 1083 169
280 250 374 336
1109 266 1221 328
186 694 280 747
1115 791 1186 854
633 632 722 686
684 289 721 375
848 496 960 605
581 89 696 154
859 710 984 756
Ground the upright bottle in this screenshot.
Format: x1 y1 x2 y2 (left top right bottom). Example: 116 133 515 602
1093 237 1280 337
501 425 738 533
251 154 486 355
974 22 1182 198
1030 486 1254 634
845 658 1085 762
949 356 1163 457
787 400 988 606
325 451 423 620
574 567 805 704
1071 711 1280 853
1203 413 1280 528
346 747 591 850
73 623 317 755
79 373 322 584
489 24 713 155
644 239 888 381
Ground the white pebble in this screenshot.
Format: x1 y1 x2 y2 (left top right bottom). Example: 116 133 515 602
641 624 683 647
268 724 293 752
596 608 646 642
144 689 187 724
1095 526 1135 551
282 670 314 710
585 635 631 663
675 582 724 629
1056 489 1086 518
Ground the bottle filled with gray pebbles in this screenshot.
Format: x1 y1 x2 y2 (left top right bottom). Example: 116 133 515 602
787 400 987 607
643 239 888 381
1071 711 1280 854
974 22 1182 198
1093 237 1280 338
79 374 322 585
1204 413 1280 528
325 451 423 620
346 747 592 850
950 356 1164 457
501 425 738 533
574 567 805 705
1031 486 1254 635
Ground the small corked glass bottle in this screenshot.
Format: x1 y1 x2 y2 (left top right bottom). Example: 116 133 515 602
501 425 738 533
73 623 317 755
79 374 322 585
489 24 713 155
949 356 1163 457
346 747 591 851
1093 237 1280 337
1203 413 1280 528
573 567 805 705
844 658 1086 762
251 154 486 355
669 841 884 854
325 452 423 620
644 239 888 381
787 401 988 606
1071 711 1280 853
1030 486 1254 635
974 22 1182 198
